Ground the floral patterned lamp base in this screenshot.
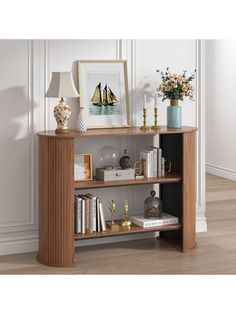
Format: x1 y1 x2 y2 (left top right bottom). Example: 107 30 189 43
76 107 87 133
54 98 71 133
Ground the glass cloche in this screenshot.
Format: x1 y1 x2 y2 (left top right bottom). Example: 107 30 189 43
97 146 118 169
144 190 163 218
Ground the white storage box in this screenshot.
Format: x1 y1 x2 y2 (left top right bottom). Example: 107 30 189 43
96 167 135 181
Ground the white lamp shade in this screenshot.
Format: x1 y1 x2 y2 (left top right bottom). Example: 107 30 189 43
45 72 80 98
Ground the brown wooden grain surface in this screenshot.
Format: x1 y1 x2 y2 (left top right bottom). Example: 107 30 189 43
74 172 181 189
37 126 197 139
38 136 75 266
74 222 182 240
182 131 196 251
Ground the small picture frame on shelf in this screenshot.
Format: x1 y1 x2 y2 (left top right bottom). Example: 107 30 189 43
77 60 131 129
74 154 92 181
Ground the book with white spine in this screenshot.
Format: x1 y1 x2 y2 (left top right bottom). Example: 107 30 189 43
86 193 97 233
140 150 153 177
99 203 106 231
74 195 82 234
130 213 178 228
157 148 162 177
81 198 85 234
144 147 157 177
161 157 165 176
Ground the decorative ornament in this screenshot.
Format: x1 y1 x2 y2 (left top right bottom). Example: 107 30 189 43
134 160 143 176
144 190 163 218
119 149 133 169
107 200 120 232
97 146 118 170
76 107 87 132
121 200 131 229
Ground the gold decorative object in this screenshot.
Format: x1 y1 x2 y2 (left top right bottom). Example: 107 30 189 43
121 200 131 229
140 108 150 131
151 107 161 130
134 160 143 176
107 200 120 232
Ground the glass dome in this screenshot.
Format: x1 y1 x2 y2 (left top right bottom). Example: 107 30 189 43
144 190 163 218
97 146 118 169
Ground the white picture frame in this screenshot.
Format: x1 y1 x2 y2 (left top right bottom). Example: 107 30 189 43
78 60 131 129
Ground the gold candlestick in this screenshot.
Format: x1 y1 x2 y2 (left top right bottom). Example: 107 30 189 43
140 108 150 131
151 107 161 130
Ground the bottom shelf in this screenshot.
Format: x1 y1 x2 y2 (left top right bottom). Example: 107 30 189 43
74 221 182 240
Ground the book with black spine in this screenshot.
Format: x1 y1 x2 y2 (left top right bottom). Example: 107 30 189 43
96 198 101 232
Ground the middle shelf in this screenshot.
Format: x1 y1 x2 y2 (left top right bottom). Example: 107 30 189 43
74 172 181 190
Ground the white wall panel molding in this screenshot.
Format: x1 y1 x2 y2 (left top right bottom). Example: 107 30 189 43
195 39 207 232
44 40 51 131
116 39 122 60
0 40 36 231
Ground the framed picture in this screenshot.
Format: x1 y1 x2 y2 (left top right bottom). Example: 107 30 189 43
74 154 92 181
78 60 130 129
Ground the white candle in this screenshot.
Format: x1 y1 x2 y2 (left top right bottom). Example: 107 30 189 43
144 94 147 109
154 94 158 109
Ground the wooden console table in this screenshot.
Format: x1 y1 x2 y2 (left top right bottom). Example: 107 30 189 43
37 126 197 267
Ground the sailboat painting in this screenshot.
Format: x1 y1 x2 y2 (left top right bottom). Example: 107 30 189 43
78 60 130 128
87 72 121 116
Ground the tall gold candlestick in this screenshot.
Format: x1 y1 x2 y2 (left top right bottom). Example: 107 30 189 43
140 108 150 131
151 107 161 130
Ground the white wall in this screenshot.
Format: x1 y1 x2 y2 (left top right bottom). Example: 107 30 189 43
206 40 236 181
0 39 206 255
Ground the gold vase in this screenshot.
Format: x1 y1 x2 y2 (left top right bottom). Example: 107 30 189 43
170 99 179 106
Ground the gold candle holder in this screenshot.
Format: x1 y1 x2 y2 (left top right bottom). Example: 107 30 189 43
151 107 161 130
140 108 150 131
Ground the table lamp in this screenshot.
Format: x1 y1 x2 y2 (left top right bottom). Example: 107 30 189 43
46 72 80 133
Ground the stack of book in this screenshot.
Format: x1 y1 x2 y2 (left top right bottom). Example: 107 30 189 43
130 213 178 228
74 194 106 234
140 146 164 178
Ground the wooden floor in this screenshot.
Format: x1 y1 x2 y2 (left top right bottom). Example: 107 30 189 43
0 173 236 274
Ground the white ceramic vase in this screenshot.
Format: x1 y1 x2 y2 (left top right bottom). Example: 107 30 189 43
76 107 87 132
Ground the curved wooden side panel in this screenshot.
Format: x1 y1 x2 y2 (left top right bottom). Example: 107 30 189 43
182 131 197 251
38 136 74 266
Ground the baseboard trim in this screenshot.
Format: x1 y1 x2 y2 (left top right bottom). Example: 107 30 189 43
206 163 236 182
75 232 156 247
0 237 38 256
196 216 207 232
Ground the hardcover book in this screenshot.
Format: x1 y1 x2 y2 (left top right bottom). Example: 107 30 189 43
140 150 153 178
74 195 82 234
130 213 178 228
86 193 97 233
